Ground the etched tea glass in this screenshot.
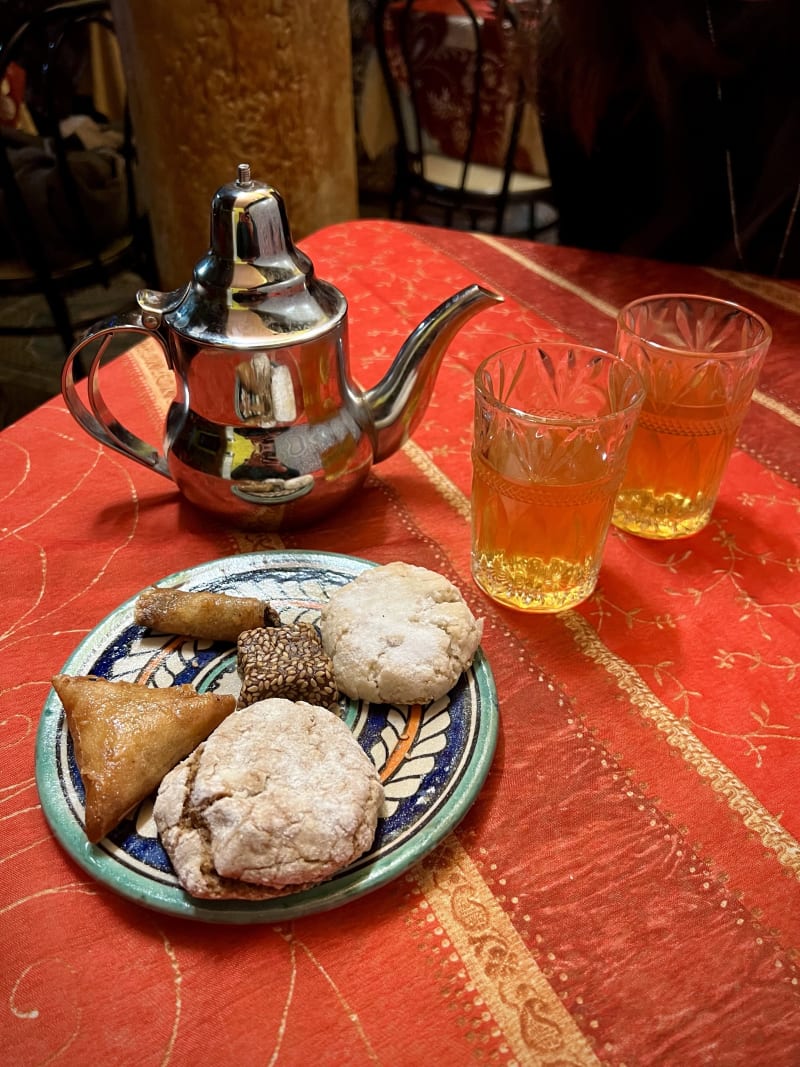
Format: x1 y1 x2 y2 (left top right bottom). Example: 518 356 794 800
613 294 772 539
471 342 645 613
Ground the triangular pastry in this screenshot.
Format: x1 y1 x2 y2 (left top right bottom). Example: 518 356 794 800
51 675 236 843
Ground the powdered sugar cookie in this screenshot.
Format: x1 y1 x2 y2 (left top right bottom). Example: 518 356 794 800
319 562 483 705
153 698 384 900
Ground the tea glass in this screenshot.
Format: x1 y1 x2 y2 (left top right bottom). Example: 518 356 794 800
612 294 772 539
471 342 645 613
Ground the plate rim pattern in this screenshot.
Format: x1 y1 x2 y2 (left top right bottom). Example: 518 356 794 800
35 550 498 924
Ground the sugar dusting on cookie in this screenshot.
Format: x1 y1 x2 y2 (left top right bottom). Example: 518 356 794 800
153 698 384 900
319 562 483 705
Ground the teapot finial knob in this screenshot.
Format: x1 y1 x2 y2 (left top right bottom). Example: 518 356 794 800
154 166 346 347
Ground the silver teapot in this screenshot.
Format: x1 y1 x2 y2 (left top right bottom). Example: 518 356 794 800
62 165 501 528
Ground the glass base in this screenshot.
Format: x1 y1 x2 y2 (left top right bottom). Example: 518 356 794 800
472 551 598 613
612 489 713 539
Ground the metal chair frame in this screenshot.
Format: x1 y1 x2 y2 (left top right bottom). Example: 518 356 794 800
0 0 155 354
374 0 550 234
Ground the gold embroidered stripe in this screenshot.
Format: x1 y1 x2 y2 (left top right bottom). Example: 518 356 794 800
412 836 602 1066
473 232 619 319
750 388 800 429
473 233 799 427
137 339 174 411
405 437 800 880
560 611 800 879
703 266 800 316
403 440 471 520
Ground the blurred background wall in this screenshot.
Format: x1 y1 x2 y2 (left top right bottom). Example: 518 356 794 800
110 0 359 288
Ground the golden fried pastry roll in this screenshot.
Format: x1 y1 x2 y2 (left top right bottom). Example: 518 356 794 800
134 587 281 643
52 674 236 843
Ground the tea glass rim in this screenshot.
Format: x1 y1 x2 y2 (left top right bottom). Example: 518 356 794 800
616 292 773 360
474 341 646 428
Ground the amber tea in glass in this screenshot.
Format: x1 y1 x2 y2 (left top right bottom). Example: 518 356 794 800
471 343 645 613
613 294 771 539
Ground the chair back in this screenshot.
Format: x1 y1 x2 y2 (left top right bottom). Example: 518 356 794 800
0 0 155 353
374 0 537 230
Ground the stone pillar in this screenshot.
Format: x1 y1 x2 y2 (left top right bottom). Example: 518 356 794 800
110 0 359 289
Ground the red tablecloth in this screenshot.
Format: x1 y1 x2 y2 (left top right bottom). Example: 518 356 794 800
2 220 800 1066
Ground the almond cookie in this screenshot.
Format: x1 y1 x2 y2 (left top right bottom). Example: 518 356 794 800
319 562 483 705
153 698 384 900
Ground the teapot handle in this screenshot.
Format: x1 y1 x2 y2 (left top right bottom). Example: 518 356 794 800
61 311 177 479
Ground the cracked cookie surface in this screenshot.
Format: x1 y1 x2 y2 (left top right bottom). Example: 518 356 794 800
153 698 384 900
319 562 483 705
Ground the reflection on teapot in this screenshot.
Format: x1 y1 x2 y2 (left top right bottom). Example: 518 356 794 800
61 165 502 529
234 353 296 423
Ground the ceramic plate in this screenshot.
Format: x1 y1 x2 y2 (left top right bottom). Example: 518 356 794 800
35 551 498 923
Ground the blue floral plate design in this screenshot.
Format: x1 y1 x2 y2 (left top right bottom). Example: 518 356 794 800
35 551 498 923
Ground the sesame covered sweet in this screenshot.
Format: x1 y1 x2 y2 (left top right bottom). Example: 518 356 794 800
237 624 339 709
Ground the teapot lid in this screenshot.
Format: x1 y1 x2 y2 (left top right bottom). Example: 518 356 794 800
140 164 346 348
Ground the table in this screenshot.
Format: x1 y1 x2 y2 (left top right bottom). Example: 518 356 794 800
3 219 800 1066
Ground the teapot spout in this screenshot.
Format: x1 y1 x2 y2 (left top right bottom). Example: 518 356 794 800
359 284 502 463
